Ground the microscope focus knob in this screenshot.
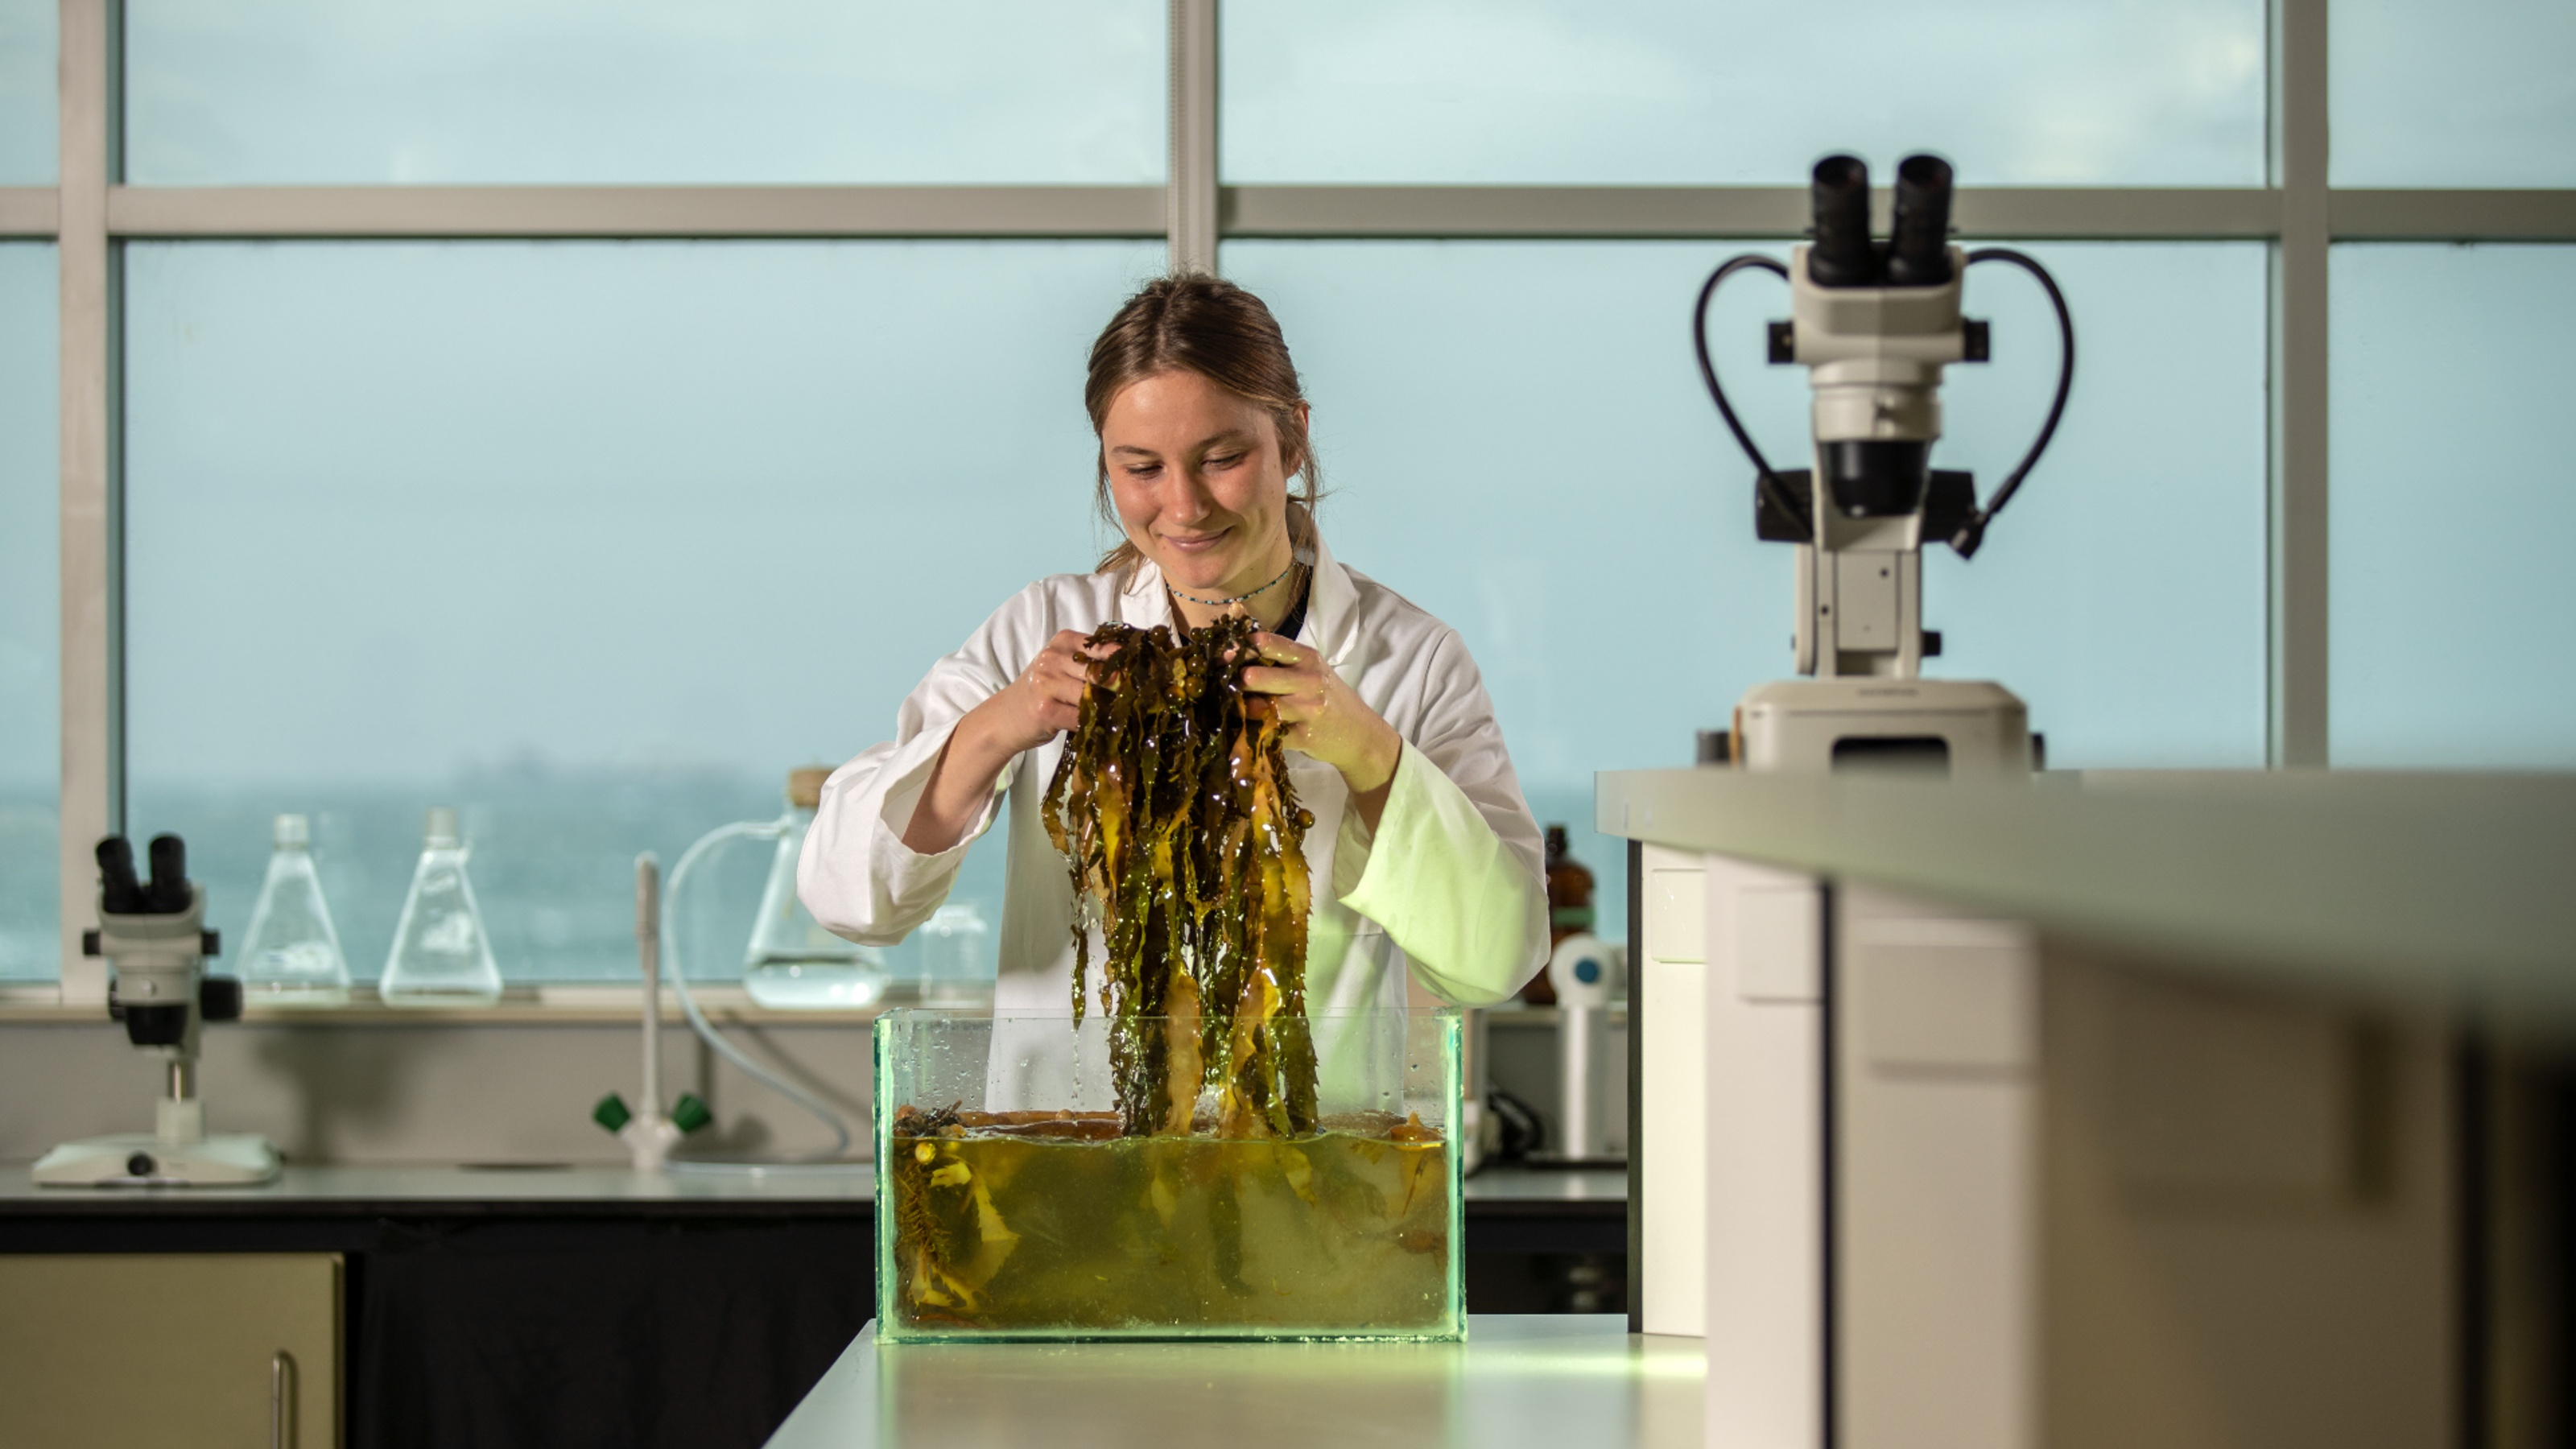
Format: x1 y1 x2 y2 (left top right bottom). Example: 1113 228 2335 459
199 976 243 1022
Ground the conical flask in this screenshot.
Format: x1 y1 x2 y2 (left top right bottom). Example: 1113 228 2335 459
919 901 992 1006
237 813 351 1005
379 806 502 1007
743 767 887 1009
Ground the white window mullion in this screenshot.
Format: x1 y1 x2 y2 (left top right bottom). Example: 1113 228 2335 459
1167 0 1218 274
2271 0 2331 767
56 0 118 1005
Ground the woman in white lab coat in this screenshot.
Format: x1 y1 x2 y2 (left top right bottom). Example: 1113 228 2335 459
797 275 1547 1098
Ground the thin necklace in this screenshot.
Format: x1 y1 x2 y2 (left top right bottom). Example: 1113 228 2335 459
1169 557 1298 609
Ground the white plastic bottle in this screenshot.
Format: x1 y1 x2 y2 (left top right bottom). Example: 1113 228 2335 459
237 813 351 1005
379 806 502 1007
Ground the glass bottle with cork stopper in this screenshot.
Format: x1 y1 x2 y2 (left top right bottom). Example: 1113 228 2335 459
1520 824 1596 1005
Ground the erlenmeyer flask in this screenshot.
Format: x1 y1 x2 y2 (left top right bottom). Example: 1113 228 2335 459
919 901 992 1006
379 806 502 1007
237 813 351 1005
744 767 887 1009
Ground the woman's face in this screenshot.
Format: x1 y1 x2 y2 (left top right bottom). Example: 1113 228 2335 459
1101 369 1302 597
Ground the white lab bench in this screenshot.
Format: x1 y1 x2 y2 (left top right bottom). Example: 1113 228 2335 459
763 1314 1702 1449
1603 766 2576 1449
1 1162 1627 1447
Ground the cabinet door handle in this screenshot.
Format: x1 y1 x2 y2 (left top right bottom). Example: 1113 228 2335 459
270 1349 297 1449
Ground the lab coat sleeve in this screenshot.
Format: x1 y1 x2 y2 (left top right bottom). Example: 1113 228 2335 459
1331 630 1549 1006
797 592 1040 947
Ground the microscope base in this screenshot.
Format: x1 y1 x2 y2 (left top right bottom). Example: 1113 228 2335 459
1736 677 2032 777
32 1132 282 1187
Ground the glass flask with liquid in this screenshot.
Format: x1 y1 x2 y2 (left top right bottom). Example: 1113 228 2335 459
379 805 502 1007
743 767 888 1009
237 813 351 1005
918 901 992 1006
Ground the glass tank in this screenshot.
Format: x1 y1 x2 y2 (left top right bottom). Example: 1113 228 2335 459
874 1009 1464 1343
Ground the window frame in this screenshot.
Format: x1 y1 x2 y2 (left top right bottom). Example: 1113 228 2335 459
9 0 2573 1008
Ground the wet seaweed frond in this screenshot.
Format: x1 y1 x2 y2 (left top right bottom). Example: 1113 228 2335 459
1042 615 1319 1137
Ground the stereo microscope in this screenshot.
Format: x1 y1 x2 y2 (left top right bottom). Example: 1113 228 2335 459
1695 153 2074 776
33 834 282 1186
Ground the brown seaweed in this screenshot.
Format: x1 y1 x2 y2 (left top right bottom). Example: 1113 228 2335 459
1041 615 1319 1139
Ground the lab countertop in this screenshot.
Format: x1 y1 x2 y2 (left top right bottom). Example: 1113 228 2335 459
0 1162 1623 1216
1601 766 2576 1020
763 1314 1700 1449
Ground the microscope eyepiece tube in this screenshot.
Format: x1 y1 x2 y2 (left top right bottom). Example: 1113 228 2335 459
1807 155 1879 287
146 833 190 914
96 836 144 914
1885 153 1955 287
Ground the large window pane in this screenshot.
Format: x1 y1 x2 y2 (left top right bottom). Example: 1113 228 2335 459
1222 0 2264 185
0 243 57 981
0 0 54 182
126 1 1165 184
2331 245 2576 766
1220 240 2268 934
126 239 1166 985
2332 0 2576 187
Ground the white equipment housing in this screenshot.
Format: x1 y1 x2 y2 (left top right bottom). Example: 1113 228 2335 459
1736 679 2031 778
1534 932 1628 1166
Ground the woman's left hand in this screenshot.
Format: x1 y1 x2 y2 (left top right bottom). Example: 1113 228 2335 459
1241 632 1402 807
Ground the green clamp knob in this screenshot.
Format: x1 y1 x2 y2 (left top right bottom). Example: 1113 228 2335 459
592 1092 632 1133
671 1092 713 1133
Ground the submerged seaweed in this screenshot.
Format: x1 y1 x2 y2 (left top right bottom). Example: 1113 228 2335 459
1040 616 1319 1138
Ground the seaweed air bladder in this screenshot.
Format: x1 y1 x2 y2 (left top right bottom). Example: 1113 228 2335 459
1040 615 1319 1139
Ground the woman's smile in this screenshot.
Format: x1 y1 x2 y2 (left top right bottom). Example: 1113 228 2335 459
1099 369 1299 607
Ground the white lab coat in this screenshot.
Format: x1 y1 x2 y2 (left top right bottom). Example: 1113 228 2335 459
798 532 1549 1105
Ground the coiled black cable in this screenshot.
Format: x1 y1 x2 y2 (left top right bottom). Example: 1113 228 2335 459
1691 246 2075 560
1951 247 2075 559
1689 253 1808 543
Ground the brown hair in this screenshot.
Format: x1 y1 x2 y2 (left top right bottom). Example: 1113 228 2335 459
1086 273 1321 575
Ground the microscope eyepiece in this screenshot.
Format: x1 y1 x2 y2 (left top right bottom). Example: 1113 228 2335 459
1885 153 1955 287
1807 155 1879 288
96 836 147 915
146 833 192 914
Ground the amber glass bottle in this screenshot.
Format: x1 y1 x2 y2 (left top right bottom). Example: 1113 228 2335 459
1520 824 1596 1004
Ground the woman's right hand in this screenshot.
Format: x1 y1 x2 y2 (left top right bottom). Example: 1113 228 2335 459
904 631 1106 855
971 630 1109 758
